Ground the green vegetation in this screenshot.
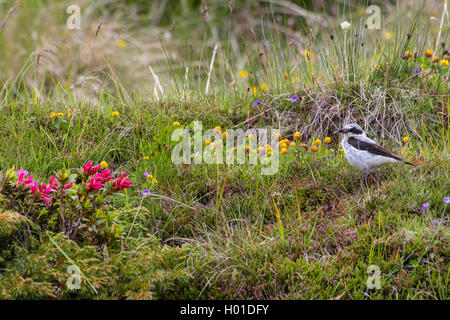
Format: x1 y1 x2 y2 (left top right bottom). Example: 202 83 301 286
0 0 448 299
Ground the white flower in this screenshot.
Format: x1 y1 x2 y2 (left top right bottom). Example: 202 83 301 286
341 21 351 30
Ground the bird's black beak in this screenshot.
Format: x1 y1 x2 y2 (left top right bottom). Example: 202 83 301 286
334 128 348 134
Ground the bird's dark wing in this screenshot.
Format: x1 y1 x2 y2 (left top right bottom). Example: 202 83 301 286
347 137 411 164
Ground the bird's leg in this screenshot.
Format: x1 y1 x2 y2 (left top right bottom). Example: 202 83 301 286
358 175 363 195
358 171 368 195
368 171 378 186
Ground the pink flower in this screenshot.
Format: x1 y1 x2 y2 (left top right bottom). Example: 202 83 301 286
85 169 113 191
86 176 104 191
111 172 133 191
83 160 101 176
27 180 53 206
48 176 58 189
15 169 28 179
15 169 33 186
42 196 53 206
39 183 51 195
28 180 39 194
64 182 73 189
96 169 113 183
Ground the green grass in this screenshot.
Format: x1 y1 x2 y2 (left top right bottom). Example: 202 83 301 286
0 0 449 300
0 92 448 299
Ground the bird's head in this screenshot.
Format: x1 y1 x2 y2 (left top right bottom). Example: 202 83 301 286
334 123 365 137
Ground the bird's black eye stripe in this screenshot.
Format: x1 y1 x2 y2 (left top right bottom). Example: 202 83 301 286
350 127 363 134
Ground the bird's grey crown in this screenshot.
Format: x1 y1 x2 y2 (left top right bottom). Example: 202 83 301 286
343 123 363 133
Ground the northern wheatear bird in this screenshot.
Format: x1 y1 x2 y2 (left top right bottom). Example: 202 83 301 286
335 123 413 191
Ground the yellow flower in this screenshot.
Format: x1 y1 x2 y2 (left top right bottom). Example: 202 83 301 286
239 70 248 78
281 147 288 154
424 49 432 58
293 131 302 140
147 174 153 180
100 161 108 169
329 148 335 153
283 73 289 79
259 82 268 91
252 87 258 94
324 137 331 143
311 145 318 152
57 112 64 117
303 49 311 59
403 50 412 59
143 156 149 160
248 134 255 141
222 131 228 138
50 112 58 119
440 59 449 67
384 31 394 40
280 142 288 149
172 121 181 127
266 144 272 151
244 145 250 150
112 111 119 117
339 148 344 153
314 139 321 145
290 142 296 147
267 150 272 156
204 140 211 146
403 136 410 143
117 39 127 48
291 77 296 83
433 56 439 64
214 126 222 132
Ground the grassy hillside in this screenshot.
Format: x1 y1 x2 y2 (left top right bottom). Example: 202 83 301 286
0 0 448 299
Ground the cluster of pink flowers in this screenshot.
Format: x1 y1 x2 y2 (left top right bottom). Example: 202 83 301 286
13 162 134 203
83 160 101 176
49 176 73 191
83 162 133 192
28 180 53 206
86 168 114 191
16 169 33 186
15 169 61 206
111 172 133 191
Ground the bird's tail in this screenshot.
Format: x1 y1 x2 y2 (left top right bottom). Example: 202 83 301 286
403 160 414 166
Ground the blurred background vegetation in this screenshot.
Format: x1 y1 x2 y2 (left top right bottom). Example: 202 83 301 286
0 0 447 102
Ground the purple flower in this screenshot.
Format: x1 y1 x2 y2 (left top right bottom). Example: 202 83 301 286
141 189 150 195
143 172 152 179
432 220 439 226
421 202 430 213
290 95 299 103
253 100 262 106
443 197 449 204
413 67 420 74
